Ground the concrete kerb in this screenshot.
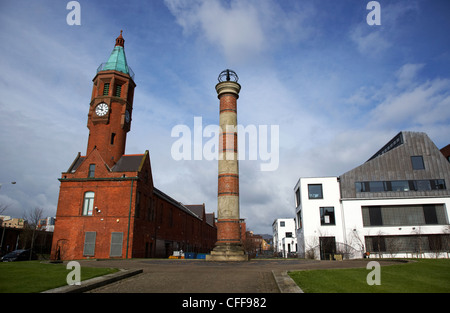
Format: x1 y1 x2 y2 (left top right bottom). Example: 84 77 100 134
272 270 304 293
41 268 143 293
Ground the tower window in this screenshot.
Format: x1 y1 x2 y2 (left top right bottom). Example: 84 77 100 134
82 191 95 216
88 164 95 178
115 84 122 97
103 83 110 96
110 133 116 145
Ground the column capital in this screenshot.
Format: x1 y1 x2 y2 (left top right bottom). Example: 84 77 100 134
215 81 241 99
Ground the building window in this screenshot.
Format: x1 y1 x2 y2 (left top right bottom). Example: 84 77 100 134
432 179 446 190
135 192 141 218
280 221 285 227
110 133 116 145
411 156 425 170
295 188 301 207
362 204 448 227
82 192 95 216
414 180 431 191
369 181 385 192
88 164 95 178
308 184 323 199
297 210 302 229
355 182 368 193
366 236 386 253
83 231 96 256
356 179 446 192
423 205 438 224
391 180 410 192
110 232 123 257
363 206 383 226
320 207 336 225
365 234 450 254
286 232 293 238
103 83 110 96
115 84 122 97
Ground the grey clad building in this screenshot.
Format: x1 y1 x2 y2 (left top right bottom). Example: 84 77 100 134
295 131 450 260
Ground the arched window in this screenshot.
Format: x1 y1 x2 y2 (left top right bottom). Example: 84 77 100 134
82 191 95 216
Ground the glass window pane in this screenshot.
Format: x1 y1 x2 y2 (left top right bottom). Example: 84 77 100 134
369 206 383 226
369 181 384 192
295 188 301 207
355 182 364 192
411 156 425 170
391 181 410 191
308 184 323 199
415 180 431 191
423 205 438 225
320 207 335 225
88 164 95 178
83 192 94 216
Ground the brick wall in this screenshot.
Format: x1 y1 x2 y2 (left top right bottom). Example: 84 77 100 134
51 153 216 260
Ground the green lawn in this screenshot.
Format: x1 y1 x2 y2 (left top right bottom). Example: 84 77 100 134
0 261 118 293
288 259 450 293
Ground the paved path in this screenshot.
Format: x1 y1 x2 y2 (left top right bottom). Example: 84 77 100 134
75 258 400 293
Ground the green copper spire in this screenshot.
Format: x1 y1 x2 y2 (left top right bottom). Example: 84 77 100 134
97 31 134 79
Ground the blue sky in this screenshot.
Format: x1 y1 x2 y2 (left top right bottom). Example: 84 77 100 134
1 0 449 234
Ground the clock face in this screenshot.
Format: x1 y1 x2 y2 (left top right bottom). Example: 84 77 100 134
95 102 109 116
125 110 131 123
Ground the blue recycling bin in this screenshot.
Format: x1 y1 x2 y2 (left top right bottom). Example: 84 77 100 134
184 252 196 259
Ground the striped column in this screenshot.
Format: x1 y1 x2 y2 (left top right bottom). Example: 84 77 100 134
208 70 247 261
216 80 241 244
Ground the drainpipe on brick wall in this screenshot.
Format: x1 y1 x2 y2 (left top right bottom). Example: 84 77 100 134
126 178 137 259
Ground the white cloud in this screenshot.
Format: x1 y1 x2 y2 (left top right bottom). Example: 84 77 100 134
369 77 450 131
395 63 425 85
164 0 314 65
349 0 420 58
349 26 391 57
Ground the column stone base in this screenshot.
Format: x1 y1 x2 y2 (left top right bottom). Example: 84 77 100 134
206 242 248 261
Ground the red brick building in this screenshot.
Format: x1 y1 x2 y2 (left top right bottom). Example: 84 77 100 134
441 144 450 162
51 32 216 260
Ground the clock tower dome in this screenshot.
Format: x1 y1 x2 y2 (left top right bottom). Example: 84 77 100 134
86 31 136 167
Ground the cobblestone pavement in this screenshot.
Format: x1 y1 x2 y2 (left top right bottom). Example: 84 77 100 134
77 258 401 293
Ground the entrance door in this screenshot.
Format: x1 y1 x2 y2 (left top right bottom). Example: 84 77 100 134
319 237 336 260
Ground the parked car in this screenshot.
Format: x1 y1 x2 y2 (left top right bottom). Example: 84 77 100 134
1 249 38 262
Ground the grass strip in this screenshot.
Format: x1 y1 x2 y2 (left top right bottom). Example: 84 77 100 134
0 261 118 293
288 259 450 293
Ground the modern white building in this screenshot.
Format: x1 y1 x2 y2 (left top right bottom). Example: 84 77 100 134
295 131 450 259
272 218 297 257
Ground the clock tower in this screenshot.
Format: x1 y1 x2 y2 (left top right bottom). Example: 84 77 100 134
86 31 136 168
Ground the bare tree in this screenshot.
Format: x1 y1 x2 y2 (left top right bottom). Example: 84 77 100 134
304 236 319 260
0 203 9 216
24 207 44 229
348 228 366 258
23 207 44 259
